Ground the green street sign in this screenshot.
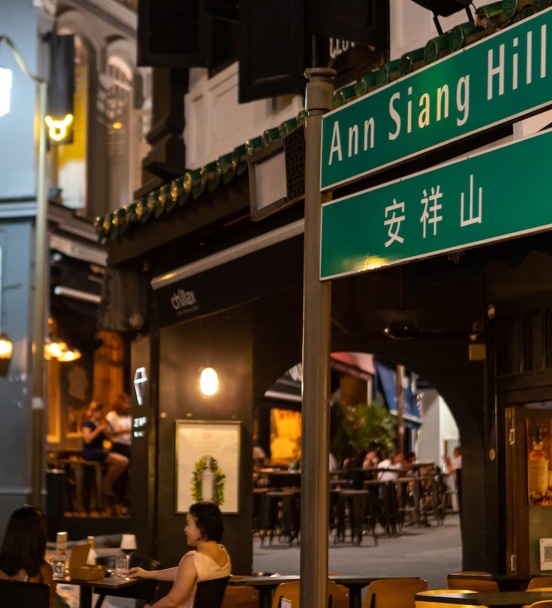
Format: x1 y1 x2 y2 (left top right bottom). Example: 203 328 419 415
320 128 552 280
321 8 552 190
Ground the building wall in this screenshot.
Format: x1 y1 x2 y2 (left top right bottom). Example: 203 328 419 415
0 218 35 531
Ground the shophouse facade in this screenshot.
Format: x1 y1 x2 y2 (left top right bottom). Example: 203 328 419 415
0 0 148 536
95 2 552 577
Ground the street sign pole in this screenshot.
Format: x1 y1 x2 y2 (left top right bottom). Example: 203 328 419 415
301 67 335 608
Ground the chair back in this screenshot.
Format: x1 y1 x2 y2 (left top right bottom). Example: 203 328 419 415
446 572 498 592
221 585 259 608
193 576 231 608
0 579 50 607
270 581 342 608
527 602 552 608
528 578 552 590
362 578 428 608
414 589 479 608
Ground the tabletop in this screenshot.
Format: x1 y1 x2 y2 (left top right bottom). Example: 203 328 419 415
415 590 552 606
58 574 139 608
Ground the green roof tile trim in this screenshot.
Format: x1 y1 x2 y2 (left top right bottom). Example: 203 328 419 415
399 48 426 75
355 71 377 97
375 59 400 87
333 83 357 108
97 5 545 242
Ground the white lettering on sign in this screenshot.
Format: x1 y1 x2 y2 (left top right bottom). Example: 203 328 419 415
388 77 470 141
329 38 356 60
171 289 197 311
487 25 547 100
381 175 485 247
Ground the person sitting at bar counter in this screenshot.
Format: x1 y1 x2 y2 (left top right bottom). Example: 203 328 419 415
82 401 129 501
0 506 56 607
128 502 231 608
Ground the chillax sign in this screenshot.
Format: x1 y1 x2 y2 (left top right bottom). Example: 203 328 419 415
320 128 552 280
321 8 552 190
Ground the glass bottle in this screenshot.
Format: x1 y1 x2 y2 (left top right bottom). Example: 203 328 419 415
528 426 548 503
86 535 97 565
201 457 214 502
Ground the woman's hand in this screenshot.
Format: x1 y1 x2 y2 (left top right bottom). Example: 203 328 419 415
127 566 149 579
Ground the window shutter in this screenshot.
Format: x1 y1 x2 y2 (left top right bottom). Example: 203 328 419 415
137 0 210 68
239 0 306 103
307 0 389 47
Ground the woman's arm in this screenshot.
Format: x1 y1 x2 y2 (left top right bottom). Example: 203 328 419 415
82 421 108 444
128 566 179 582
146 554 197 608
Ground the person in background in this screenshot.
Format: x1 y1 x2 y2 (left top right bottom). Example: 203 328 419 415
82 401 128 501
0 506 55 608
106 393 132 512
445 445 462 515
128 502 231 608
106 393 132 459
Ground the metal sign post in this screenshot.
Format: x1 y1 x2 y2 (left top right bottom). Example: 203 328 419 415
301 67 335 608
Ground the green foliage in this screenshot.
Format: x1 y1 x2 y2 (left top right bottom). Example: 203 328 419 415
330 401 397 463
191 455 226 506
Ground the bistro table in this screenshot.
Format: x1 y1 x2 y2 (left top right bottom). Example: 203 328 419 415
58 574 140 608
415 590 552 607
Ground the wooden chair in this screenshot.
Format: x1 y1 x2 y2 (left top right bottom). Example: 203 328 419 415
222 585 259 608
528 578 552 590
362 578 428 608
0 579 50 607
193 576 231 608
270 581 345 608
415 589 480 608
446 572 499 592
527 603 552 608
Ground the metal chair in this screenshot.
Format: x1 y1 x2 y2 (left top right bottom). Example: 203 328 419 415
270 580 347 608
0 579 50 607
362 578 428 608
528 578 552 590
193 576 231 608
221 584 259 608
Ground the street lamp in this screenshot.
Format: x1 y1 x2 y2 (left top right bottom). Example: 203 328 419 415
0 35 49 507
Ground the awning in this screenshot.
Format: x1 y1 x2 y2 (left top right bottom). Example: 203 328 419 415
374 358 422 427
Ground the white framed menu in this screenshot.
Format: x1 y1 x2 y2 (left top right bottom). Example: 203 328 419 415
175 420 241 514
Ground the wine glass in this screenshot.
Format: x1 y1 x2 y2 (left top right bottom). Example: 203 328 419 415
120 533 137 570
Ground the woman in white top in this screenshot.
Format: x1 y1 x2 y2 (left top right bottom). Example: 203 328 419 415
128 502 231 608
106 393 132 459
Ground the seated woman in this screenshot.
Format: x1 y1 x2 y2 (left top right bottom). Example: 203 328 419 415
82 401 128 501
0 505 55 607
128 502 231 608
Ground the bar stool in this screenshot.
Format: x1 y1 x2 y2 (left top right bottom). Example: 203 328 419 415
334 489 371 546
60 458 104 513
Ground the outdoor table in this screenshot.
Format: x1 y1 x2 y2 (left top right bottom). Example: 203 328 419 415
228 575 300 608
57 575 139 608
415 590 552 607
446 573 548 591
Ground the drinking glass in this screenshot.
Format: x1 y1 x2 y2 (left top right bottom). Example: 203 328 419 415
115 555 127 578
120 533 137 570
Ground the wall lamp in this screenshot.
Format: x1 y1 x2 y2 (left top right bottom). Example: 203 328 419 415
199 367 219 396
0 248 13 375
44 338 81 362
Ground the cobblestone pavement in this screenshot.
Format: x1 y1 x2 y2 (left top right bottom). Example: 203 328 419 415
58 514 462 607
